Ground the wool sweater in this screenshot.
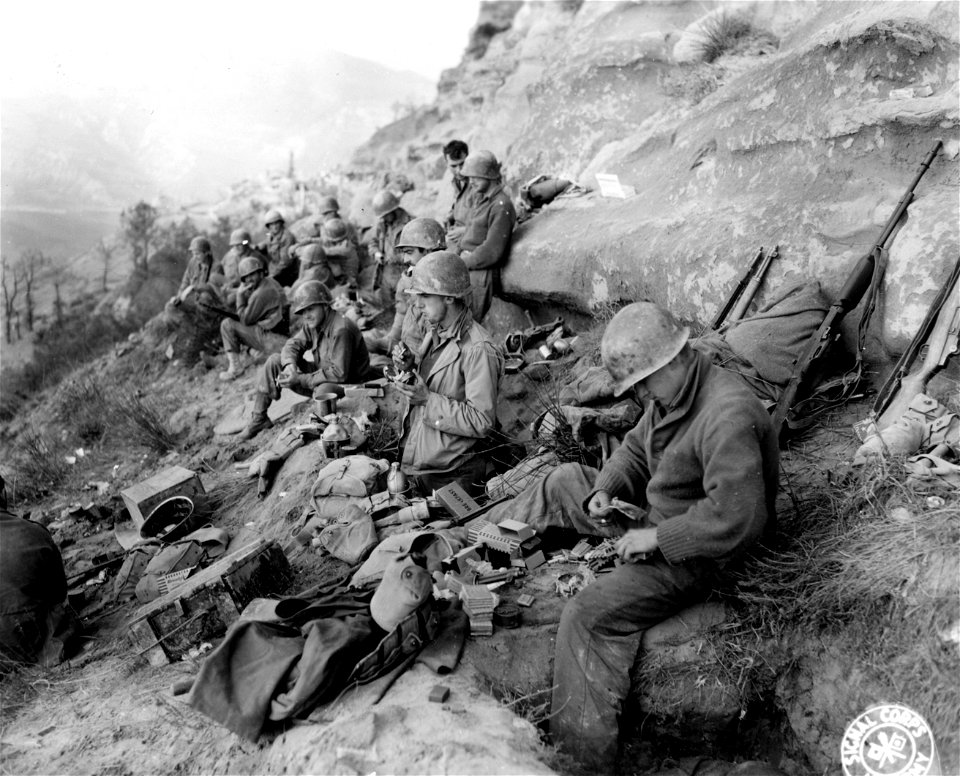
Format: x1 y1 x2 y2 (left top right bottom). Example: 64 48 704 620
592 350 778 565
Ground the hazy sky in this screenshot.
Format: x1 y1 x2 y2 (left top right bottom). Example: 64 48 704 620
0 0 482 99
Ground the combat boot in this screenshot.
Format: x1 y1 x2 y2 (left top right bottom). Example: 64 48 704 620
219 352 244 382
240 393 273 440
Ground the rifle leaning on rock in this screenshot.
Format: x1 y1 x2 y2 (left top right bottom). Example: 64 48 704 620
771 139 944 437
198 300 240 321
712 247 765 329
727 245 779 324
871 255 960 430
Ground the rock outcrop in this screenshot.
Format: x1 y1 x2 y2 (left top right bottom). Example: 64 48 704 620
350 0 959 362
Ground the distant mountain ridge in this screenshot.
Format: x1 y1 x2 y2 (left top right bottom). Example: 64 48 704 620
1 50 434 256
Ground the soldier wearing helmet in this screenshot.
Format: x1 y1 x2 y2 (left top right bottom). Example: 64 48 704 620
379 217 446 355
240 280 377 440
217 255 289 382
441 139 474 251
476 301 779 771
168 235 221 307
363 189 414 308
219 228 269 305
391 251 503 497
454 150 517 323
255 208 299 289
293 196 363 269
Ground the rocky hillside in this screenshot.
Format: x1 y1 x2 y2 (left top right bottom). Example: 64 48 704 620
350 0 959 362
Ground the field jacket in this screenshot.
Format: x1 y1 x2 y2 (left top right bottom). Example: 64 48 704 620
400 308 503 475
591 350 778 566
281 310 373 387
237 276 286 331
459 183 516 272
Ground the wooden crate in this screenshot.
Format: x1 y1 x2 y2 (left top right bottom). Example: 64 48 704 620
127 539 293 665
121 466 205 529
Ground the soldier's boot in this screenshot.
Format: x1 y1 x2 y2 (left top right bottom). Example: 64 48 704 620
219 351 244 382
240 393 273 440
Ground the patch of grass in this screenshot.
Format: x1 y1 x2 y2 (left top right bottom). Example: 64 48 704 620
729 461 960 767
696 12 755 63
110 389 178 453
8 426 73 502
658 63 726 106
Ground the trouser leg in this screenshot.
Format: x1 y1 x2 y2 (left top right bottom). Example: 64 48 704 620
411 455 488 499
551 559 715 771
257 354 285 401
468 269 493 323
221 319 284 355
482 462 620 537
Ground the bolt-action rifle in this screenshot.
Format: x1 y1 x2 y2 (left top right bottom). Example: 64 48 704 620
712 248 765 329
872 256 960 429
771 139 943 436
728 245 779 324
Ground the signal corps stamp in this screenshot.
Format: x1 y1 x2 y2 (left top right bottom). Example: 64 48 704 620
841 703 939 776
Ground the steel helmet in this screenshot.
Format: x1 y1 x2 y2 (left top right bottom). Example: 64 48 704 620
461 150 501 180
292 280 332 313
229 228 251 246
189 236 211 253
298 243 326 267
263 208 284 226
407 251 471 299
238 256 265 279
318 195 340 215
372 190 400 219
321 218 348 243
397 218 446 251
601 302 689 396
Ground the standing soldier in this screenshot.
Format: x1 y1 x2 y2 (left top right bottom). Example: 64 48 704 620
218 256 288 382
364 190 413 308
442 140 473 252
256 209 299 288
456 150 517 323
241 281 377 440
392 251 503 497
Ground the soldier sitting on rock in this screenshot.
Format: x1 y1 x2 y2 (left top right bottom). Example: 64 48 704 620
167 236 220 308
240 281 379 440
218 257 289 382
477 301 779 772
218 228 269 307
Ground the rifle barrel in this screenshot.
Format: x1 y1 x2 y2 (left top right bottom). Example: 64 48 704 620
713 247 764 329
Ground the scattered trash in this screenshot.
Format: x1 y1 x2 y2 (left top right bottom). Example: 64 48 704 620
926 496 945 508
429 684 451 703
595 173 635 199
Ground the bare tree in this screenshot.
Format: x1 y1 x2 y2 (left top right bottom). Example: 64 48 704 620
50 263 74 326
18 249 45 332
96 239 114 292
1 255 20 344
120 200 160 275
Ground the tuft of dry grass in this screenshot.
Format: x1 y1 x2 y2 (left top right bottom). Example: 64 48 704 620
109 388 178 453
696 12 755 63
728 461 960 763
9 427 73 502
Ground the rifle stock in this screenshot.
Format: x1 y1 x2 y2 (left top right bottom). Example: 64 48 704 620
872 256 960 424
876 269 960 429
771 140 943 436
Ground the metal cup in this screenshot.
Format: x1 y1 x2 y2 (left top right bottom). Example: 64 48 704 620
315 392 338 417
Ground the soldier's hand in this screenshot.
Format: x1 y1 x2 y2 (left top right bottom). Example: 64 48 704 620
587 490 614 522
393 371 429 405
615 528 658 563
277 365 298 388
392 342 415 372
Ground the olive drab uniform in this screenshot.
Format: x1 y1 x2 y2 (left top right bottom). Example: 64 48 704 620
458 183 516 322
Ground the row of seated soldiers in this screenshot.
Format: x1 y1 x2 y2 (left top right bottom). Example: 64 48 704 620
171 141 516 386
157 138 780 773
